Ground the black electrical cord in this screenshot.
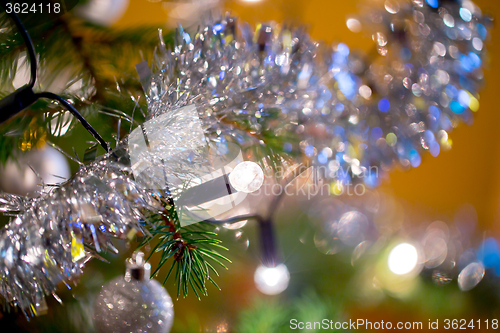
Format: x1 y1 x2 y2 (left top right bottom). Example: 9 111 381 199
183 164 307 267
185 209 279 266
0 1 109 152
36 92 110 152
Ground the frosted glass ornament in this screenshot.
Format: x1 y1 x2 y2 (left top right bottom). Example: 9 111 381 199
93 253 174 333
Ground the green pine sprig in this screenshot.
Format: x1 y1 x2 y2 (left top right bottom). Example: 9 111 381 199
140 196 231 300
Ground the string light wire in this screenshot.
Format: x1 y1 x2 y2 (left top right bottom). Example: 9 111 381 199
0 1 109 152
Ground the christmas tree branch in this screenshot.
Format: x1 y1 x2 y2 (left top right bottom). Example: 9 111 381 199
140 197 231 300
59 16 106 102
0 12 169 163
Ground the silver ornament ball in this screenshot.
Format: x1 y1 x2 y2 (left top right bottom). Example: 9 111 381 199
0 144 70 196
93 253 174 333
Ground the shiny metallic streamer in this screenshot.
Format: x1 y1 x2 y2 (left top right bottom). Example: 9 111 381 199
145 0 489 187
0 0 490 315
0 151 162 316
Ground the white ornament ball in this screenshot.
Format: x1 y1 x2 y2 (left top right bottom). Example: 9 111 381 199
93 254 174 333
75 0 130 26
229 161 264 193
0 144 70 196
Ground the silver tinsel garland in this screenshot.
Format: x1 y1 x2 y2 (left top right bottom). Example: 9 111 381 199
146 0 489 186
0 155 162 315
0 0 490 315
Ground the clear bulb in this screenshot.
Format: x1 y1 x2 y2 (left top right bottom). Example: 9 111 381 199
388 243 419 275
229 161 264 193
254 263 290 295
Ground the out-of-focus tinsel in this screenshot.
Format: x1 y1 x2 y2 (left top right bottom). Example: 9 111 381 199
147 0 489 188
0 152 162 316
0 0 490 315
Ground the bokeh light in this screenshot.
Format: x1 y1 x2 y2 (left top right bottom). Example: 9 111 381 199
388 243 419 275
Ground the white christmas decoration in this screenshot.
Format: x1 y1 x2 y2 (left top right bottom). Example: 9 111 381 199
75 0 130 26
93 252 174 333
0 144 70 195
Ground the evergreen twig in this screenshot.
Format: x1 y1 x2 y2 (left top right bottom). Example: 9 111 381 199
140 195 231 299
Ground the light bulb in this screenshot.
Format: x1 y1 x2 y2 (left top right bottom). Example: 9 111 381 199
229 161 264 193
254 264 290 295
388 243 419 275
